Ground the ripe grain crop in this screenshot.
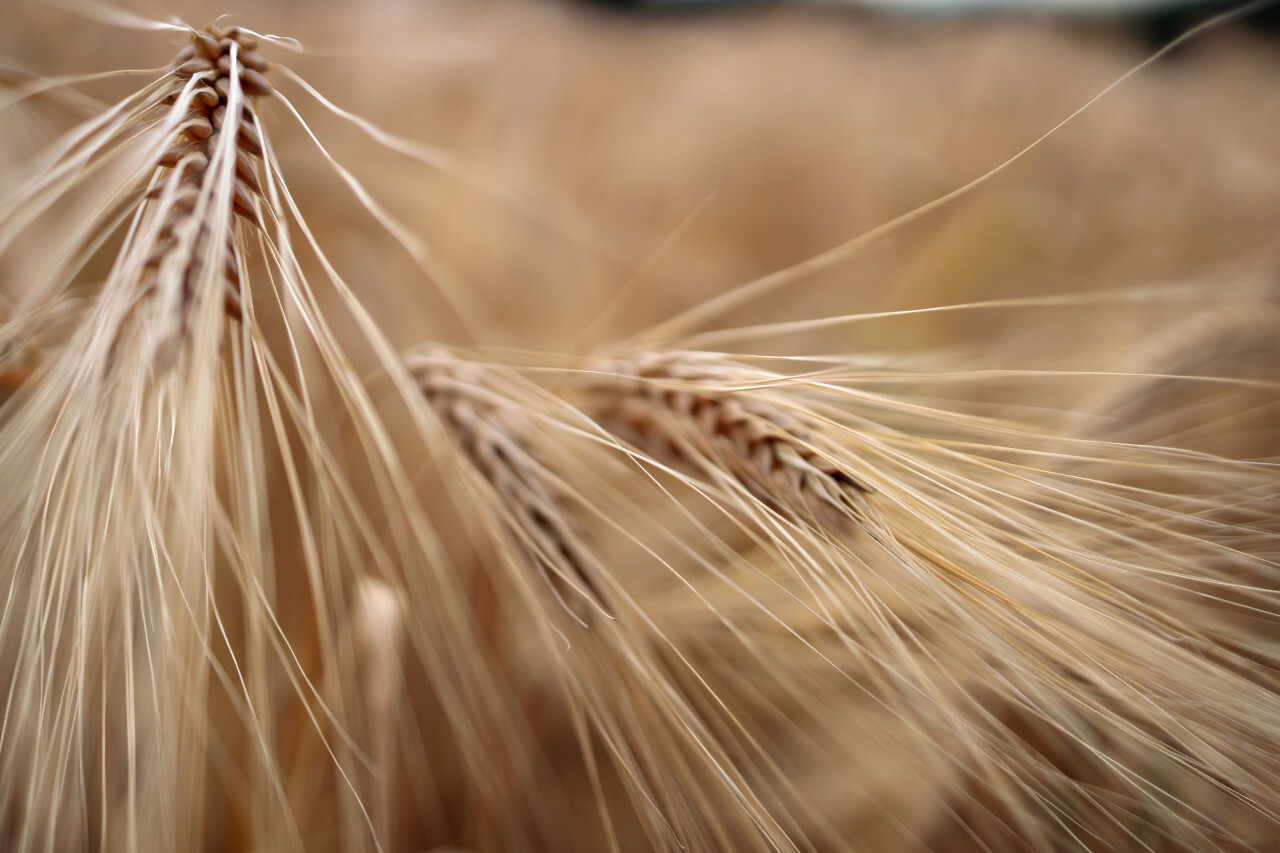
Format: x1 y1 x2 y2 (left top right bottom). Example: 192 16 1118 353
0 2 1278 851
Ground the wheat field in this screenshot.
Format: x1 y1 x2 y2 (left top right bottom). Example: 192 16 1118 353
1 0 1278 850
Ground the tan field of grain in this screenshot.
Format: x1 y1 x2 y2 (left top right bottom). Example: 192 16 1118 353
1 0 1278 850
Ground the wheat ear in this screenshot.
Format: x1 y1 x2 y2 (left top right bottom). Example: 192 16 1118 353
583 352 873 528
566 346 1280 848
0 23 282 850
109 24 270 366
408 347 611 622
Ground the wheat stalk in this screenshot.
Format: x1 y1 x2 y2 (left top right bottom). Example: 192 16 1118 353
0 19 436 850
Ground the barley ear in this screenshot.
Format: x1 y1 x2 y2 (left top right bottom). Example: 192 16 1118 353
409 347 612 623
582 352 873 528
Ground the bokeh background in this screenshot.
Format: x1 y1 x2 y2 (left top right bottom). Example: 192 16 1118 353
4 0 1278 363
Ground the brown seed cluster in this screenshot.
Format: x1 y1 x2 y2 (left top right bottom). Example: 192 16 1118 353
148 25 273 327
589 356 871 523
0 314 40 395
410 352 608 620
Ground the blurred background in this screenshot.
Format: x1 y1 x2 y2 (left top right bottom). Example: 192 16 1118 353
3 0 1279 420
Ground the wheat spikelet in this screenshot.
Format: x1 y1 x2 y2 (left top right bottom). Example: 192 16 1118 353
397 346 809 849
110 25 268 367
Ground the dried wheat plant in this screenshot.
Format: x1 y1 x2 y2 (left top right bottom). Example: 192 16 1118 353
1 3 1279 852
